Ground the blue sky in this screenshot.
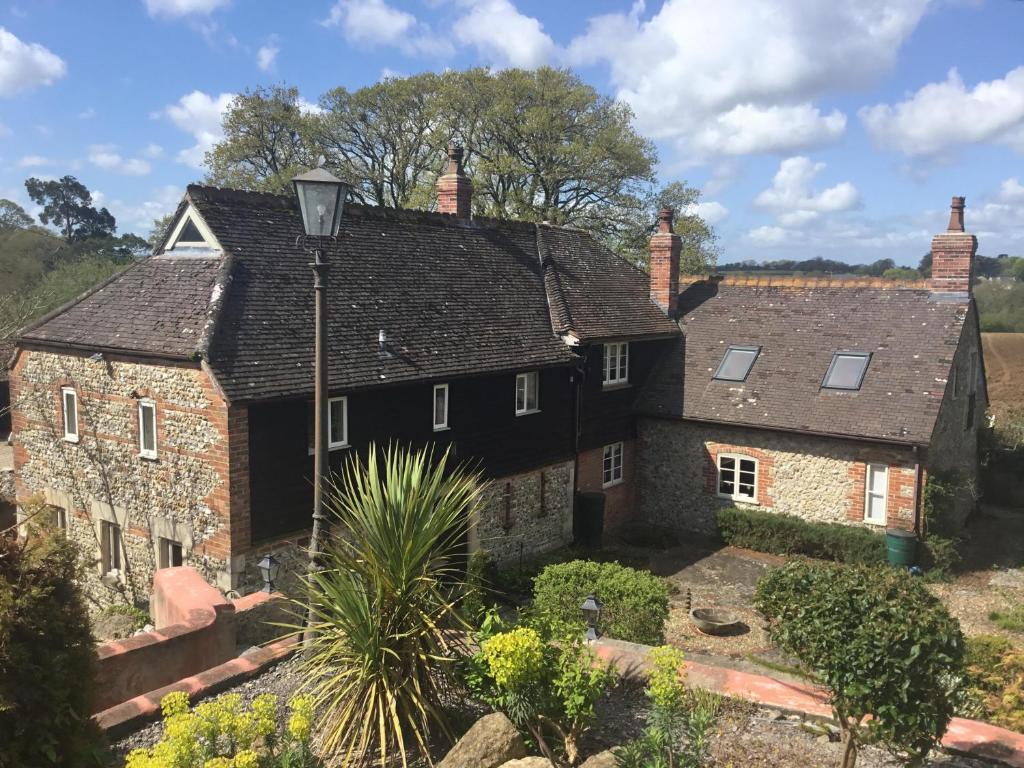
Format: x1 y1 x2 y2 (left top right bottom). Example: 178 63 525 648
1 0 1023 266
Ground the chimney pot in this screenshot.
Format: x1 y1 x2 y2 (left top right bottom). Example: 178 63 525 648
658 207 674 233
947 195 966 232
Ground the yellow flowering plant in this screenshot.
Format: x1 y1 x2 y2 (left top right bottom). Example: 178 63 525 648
124 691 318 768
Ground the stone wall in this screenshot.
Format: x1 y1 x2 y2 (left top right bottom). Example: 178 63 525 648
9 349 244 609
927 304 985 526
471 459 575 567
637 419 919 534
0 468 13 503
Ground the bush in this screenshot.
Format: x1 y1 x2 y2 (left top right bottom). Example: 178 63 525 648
124 691 317 767
755 561 965 768
962 636 1024 733
0 525 105 768
460 549 491 626
532 560 670 645
290 444 485 767
718 507 886 565
467 623 615 765
919 535 961 582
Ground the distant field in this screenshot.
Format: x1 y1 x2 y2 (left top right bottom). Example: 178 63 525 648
982 333 1024 418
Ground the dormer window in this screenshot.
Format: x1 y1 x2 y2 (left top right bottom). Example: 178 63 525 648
822 352 871 391
603 342 629 387
714 346 760 382
166 206 219 252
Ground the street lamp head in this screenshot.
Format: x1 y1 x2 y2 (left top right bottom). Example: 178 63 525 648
257 553 280 593
581 593 603 642
292 167 349 238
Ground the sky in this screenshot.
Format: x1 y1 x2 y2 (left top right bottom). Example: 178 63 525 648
1 0 1023 266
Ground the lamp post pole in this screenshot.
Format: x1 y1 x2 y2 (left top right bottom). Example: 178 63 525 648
305 241 329 647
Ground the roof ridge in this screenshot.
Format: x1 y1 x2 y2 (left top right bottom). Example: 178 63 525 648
535 224 575 337
197 254 235 362
693 274 930 290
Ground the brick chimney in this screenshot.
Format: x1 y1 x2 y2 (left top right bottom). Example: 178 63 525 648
650 208 681 315
436 144 472 218
930 196 976 297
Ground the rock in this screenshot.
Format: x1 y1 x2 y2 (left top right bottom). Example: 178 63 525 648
579 749 618 768
500 759 554 768
438 712 528 768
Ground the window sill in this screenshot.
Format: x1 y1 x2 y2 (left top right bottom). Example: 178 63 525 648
863 518 887 527
716 493 757 505
308 444 351 455
515 409 541 417
603 478 624 489
601 382 631 392
433 426 450 432
63 435 79 444
139 452 159 462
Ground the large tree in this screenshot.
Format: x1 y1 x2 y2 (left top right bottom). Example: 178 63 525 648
203 68 719 270
205 85 319 194
25 176 116 241
0 199 33 231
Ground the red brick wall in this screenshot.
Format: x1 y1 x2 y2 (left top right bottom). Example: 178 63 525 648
702 442 776 507
844 454 918 531
577 440 637 532
930 232 976 295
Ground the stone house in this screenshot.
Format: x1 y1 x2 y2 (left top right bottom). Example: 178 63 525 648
635 197 987 536
8 148 678 606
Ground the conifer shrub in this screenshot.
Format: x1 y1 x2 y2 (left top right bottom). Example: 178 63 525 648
0 523 104 767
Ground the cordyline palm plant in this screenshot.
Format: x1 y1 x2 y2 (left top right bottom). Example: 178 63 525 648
289 443 486 768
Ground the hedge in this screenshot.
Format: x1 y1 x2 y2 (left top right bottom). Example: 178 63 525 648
531 560 669 645
718 507 887 565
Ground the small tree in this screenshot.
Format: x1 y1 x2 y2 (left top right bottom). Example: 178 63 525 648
755 561 965 768
0 517 105 767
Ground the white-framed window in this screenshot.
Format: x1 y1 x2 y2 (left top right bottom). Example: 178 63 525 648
51 506 67 532
158 537 184 569
603 442 624 487
61 386 79 443
602 342 629 387
433 383 449 431
717 454 758 503
138 399 158 459
515 372 539 415
307 396 349 452
101 520 122 575
864 463 888 525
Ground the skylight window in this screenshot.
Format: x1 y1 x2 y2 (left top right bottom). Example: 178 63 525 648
713 346 760 382
822 352 871 391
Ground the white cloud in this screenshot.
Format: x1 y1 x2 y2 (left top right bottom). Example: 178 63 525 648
966 178 1024 243
78 107 96 120
256 39 278 72
144 0 229 18
693 104 846 157
322 0 452 56
296 98 323 116
453 0 556 68
163 90 235 167
88 144 152 176
745 225 789 246
0 27 66 96
18 154 53 167
567 0 928 161
685 200 729 226
105 185 183 234
859 66 1024 156
142 143 164 158
754 156 860 217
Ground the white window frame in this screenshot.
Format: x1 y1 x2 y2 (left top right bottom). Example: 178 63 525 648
138 398 158 459
602 442 624 487
864 463 888 526
307 396 350 453
101 520 122 575
716 453 758 503
515 371 539 415
51 506 67 533
61 386 79 443
432 383 449 431
158 537 184 569
602 342 630 387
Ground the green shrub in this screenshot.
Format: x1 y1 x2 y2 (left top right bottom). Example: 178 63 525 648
125 691 317 767
467 624 615 765
919 535 962 582
289 444 484 767
0 525 105 768
965 635 1015 673
755 561 965 768
532 560 670 645
718 507 887 565
961 636 1024 733
103 603 150 631
461 549 491 626
923 472 964 538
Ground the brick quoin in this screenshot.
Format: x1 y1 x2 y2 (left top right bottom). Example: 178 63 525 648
845 452 918 531
576 441 637 532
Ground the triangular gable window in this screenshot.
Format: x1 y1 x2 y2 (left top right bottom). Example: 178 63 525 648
176 219 203 244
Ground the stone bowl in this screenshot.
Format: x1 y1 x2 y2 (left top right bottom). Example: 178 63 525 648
689 607 743 636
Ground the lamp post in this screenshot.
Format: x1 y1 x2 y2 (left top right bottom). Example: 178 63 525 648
257 554 280 593
292 167 349 646
581 593 603 643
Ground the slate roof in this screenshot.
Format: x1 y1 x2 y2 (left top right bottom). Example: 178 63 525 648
636 278 971 446
20 258 225 359
22 185 676 402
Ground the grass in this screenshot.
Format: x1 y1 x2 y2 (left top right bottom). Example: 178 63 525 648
989 604 1024 632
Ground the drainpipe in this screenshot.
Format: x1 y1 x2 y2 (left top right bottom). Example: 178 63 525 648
912 445 924 536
